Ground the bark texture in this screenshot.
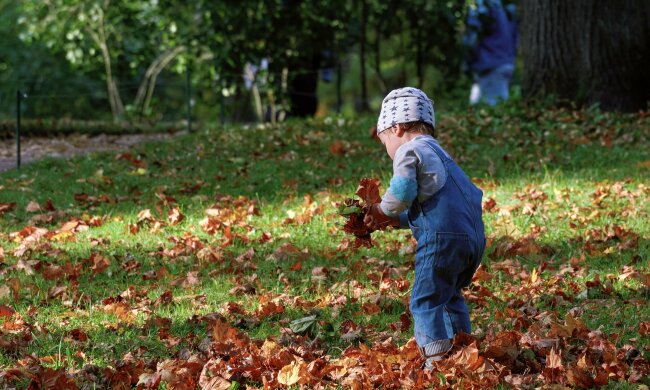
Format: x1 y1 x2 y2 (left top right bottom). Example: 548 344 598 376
521 0 650 111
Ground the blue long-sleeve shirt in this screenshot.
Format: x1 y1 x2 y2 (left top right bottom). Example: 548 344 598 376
380 135 448 222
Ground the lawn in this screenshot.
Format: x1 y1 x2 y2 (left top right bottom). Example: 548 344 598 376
0 102 648 389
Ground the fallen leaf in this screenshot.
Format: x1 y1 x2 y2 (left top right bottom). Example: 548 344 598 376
168 207 185 225
0 202 16 214
25 201 41 213
0 304 15 318
277 361 302 386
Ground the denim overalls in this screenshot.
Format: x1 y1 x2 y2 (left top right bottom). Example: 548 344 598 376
406 138 485 352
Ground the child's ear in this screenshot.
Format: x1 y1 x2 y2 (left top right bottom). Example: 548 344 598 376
394 124 405 137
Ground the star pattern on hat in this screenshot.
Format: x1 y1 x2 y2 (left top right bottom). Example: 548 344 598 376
377 87 435 134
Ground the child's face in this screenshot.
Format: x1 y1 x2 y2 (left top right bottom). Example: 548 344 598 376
378 127 405 160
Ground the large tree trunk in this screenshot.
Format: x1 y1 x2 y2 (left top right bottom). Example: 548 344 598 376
521 0 650 112
86 5 124 120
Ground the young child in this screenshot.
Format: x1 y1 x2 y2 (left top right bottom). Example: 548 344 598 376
364 87 485 367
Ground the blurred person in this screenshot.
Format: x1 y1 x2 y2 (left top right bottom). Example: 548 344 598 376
463 0 518 106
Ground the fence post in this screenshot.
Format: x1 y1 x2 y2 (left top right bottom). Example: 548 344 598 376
15 90 24 169
220 80 225 125
186 64 193 133
336 61 342 114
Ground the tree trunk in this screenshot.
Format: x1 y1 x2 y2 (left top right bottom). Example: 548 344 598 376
521 0 650 111
134 46 186 117
86 6 124 120
251 82 264 122
359 0 370 112
100 40 124 120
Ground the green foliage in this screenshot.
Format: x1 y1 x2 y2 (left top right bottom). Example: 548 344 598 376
367 0 466 90
4 0 475 122
19 1 184 72
16 0 194 119
0 1 103 119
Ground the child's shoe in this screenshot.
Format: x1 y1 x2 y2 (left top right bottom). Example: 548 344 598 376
419 339 452 370
423 352 450 370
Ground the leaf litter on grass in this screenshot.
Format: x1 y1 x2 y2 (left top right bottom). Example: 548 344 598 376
0 104 649 388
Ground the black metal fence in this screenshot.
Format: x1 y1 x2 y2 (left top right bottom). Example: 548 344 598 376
2 64 346 169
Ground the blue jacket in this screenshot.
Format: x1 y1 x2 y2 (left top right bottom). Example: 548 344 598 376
464 0 518 74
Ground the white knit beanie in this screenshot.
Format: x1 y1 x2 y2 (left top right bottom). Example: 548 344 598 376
377 87 435 134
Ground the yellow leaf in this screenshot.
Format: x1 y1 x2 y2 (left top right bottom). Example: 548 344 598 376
51 232 75 242
382 354 404 364
129 168 148 176
531 268 539 283
546 347 563 369
329 357 357 380
260 339 280 358
277 361 301 386
493 217 521 238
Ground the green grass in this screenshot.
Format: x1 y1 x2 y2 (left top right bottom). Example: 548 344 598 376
0 101 648 388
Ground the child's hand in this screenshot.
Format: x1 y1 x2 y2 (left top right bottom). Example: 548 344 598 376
364 204 399 230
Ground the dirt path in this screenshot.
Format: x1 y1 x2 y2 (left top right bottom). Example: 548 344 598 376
0 132 180 173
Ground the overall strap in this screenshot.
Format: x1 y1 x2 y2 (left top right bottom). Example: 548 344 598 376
423 138 480 223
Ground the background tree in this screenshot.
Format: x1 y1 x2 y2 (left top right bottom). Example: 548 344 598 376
364 0 465 99
0 0 106 119
520 0 650 111
7 0 474 122
20 0 190 120
199 0 353 119
403 0 464 91
263 0 353 118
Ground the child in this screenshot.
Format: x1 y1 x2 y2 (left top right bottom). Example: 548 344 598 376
364 87 485 367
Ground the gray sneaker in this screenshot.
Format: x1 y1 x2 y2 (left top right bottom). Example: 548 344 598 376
423 352 448 370
419 338 452 370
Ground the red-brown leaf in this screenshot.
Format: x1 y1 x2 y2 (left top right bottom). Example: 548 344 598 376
0 202 16 214
355 177 382 205
0 304 15 318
